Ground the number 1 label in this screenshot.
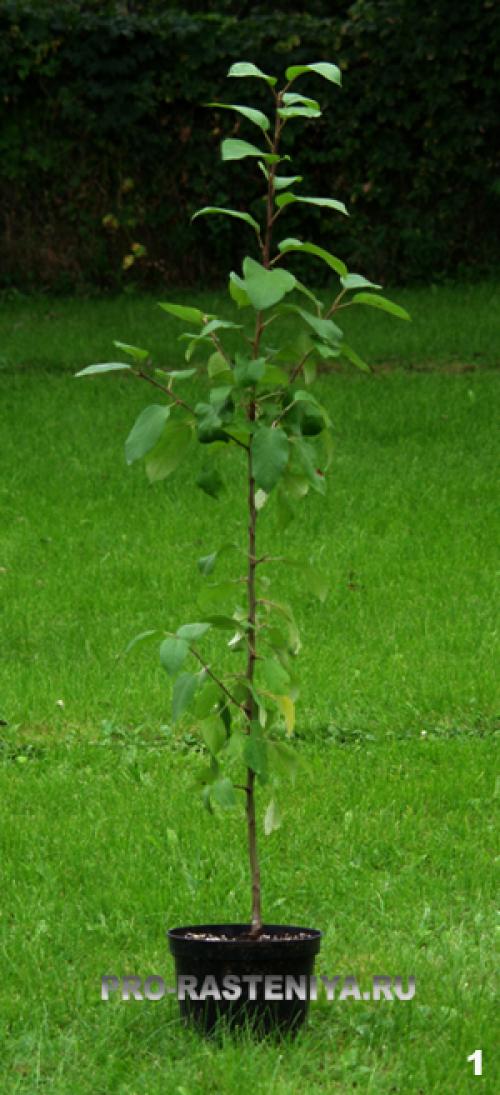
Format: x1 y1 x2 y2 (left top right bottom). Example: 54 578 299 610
467 1050 482 1076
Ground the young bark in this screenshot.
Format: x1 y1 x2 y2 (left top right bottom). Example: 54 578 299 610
245 93 283 938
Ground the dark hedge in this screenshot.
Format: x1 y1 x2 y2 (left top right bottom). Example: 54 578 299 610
1 0 499 289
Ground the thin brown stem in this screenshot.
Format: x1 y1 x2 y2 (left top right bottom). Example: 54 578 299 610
245 426 261 936
325 287 348 319
189 647 246 712
136 370 195 416
289 348 314 385
208 331 232 365
244 86 285 940
262 101 282 269
246 769 261 934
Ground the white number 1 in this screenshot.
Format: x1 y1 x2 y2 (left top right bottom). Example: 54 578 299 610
467 1050 482 1076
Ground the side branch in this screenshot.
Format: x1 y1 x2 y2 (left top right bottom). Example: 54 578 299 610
136 369 195 416
189 647 246 712
289 348 314 385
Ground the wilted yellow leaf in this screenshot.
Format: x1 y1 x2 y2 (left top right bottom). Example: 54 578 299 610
276 695 295 736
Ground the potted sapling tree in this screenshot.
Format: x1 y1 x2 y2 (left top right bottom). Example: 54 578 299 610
77 59 410 1035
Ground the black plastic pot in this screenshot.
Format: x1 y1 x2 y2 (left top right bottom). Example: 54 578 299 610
168 923 322 1036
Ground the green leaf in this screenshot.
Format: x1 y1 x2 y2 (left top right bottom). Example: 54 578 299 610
206 318 242 335
227 62 277 87
278 238 347 276
207 351 230 377
112 340 149 362
264 798 281 835
252 426 289 492
203 614 245 631
198 551 218 576
207 102 270 132
339 341 371 373
75 362 132 377
285 62 342 86
172 672 199 722
259 657 290 693
278 105 321 119
201 719 227 756
259 363 289 388
241 256 296 311
282 472 309 499
312 342 341 361
244 732 268 780
234 355 266 386
225 728 246 763
125 629 160 655
272 174 303 191
160 636 189 676
220 701 231 737
197 542 238 578
266 740 298 781
193 681 221 719
223 422 252 443
261 601 301 655
275 193 298 210
263 625 290 654
293 437 326 494
229 272 251 308
209 385 233 407
145 422 193 482
125 404 170 465
196 467 224 498
276 193 348 216
192 206 260 233
156 368 196 381
350 293 411 320
284 305 342 346
293 388 327 412
158 303 207 326
181 318 241 346
211 777 237 808
195 402 226 443
341 273 382 291
176 622 211 641
282 93 320 108
221 138 266 162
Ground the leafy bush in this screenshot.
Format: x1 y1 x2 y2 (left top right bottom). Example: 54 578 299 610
1 0 499 289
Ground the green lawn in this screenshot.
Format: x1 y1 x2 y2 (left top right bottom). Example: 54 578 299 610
1 279 499 375
1 283 498 1092
1 737 496 1093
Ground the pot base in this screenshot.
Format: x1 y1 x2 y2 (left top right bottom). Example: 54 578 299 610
168 923 322 1036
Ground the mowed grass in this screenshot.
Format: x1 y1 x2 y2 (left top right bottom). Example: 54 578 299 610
0 738 497 1093
1 279 499 375
1 283 499 1092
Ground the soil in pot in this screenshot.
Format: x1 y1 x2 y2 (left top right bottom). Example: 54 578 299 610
168 923 322 1037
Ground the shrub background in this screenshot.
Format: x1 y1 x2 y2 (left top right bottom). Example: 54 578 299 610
1 0 499 290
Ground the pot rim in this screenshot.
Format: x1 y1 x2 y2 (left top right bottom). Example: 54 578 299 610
167 922 322 945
